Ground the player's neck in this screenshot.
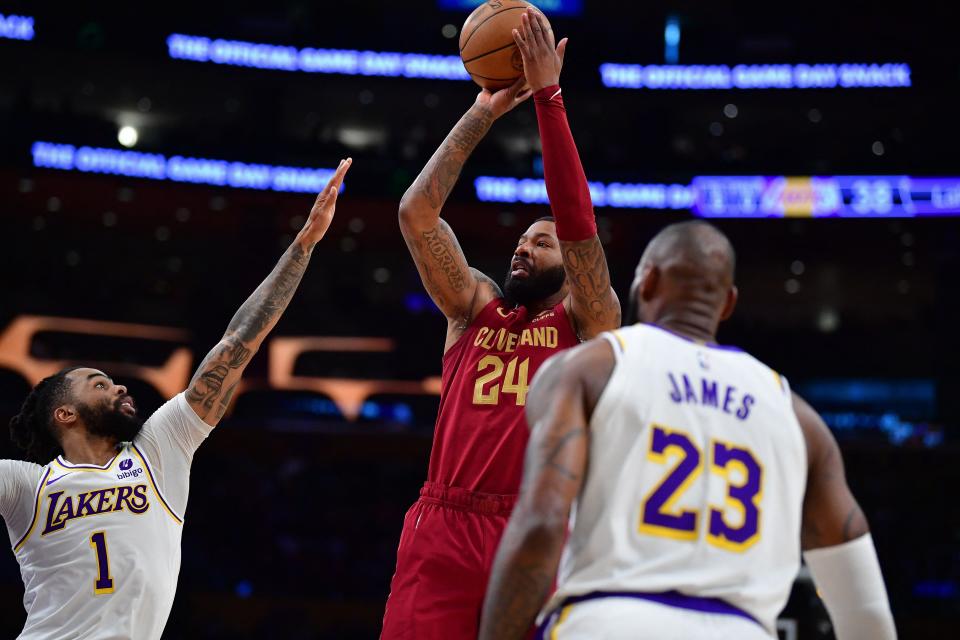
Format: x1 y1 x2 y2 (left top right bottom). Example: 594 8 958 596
517 289 566 317
655 313 718 345
60 433 120 467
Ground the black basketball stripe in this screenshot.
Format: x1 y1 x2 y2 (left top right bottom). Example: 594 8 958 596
462 40 518 64
468 70 522 81
460 5 528 54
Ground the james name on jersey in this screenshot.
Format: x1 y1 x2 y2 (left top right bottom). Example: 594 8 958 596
667 371 756 421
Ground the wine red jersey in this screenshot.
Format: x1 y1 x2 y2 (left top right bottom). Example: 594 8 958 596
427 297 580 495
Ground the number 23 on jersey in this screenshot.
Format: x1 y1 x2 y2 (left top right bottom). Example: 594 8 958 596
639 424 764 552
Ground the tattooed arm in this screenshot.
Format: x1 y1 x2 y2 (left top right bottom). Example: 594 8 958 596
399 81 531 350
510 9 620 340
560 237 620 340
185 159 352 426
793 393 870 549
479 339 615 640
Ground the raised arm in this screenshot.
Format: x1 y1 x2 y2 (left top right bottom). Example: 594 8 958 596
399 81 530 347
793 393 897 639
513 10 620 340
479 339 615 640
185 159 352 426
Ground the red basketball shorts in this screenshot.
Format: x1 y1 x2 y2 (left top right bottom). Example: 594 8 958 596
380 481 518 639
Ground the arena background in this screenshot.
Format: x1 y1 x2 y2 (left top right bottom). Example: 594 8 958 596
1 1 958 637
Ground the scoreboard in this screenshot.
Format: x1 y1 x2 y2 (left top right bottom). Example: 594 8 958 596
691 176 960 218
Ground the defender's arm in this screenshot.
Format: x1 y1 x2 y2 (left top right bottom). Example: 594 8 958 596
185 159 352 426
479 339 614 640
514 11 621 340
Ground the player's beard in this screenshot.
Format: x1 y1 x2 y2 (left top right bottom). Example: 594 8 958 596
502 263 566 308
78 398 145 444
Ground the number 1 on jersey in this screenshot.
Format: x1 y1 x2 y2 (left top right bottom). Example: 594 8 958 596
90 531 115 595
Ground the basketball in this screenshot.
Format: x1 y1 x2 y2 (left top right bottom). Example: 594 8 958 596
459 1 546 90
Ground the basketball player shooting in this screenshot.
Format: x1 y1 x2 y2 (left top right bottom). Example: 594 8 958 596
480 221 897 640
0 159 352 639
381 9 620 639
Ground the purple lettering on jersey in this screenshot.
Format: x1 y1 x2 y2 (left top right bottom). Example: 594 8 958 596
736 395 756 421
97 487 118 512
708 442 762 546
75 490 101 517
41 491 68 534
113 485 134 512
641 428 700 535
667 373 682 403
39 484 150 535
128 485 150 514
682 375 698 404
722 385 737 414
701 379 719 408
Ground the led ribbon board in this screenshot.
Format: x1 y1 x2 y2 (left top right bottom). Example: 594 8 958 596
167 33 470 80
32 142 338 193
0 13 33 41
475 175 960 217
437 0 583 16
600 63 911 90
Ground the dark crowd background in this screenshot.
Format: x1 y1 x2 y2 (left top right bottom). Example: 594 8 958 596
1 1 958 638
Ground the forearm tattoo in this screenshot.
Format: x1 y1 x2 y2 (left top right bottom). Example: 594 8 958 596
186 337 251 415
414 105 493 210
187 242 312 419
560 236 620 335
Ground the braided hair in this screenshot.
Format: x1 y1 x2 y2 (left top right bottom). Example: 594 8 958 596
9 367 80 464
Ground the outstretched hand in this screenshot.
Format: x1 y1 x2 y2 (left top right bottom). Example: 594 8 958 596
475 75 533 119
512 9 567 93
300 157 352 246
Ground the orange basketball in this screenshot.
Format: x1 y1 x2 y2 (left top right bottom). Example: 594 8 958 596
459 1 547 90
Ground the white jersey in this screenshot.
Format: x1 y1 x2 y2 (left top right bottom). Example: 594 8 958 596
0 393 212 640
542 324 807 637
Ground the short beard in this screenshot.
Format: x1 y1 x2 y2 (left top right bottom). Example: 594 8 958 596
502 264 566 308
78 399 145 444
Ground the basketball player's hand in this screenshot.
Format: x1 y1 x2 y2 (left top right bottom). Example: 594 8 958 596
475 76 533 119
299 158 352 247
512 8 567 93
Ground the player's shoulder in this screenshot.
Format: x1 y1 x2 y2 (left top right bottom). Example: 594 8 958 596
534 333 618 397
591 322 657 355
0 458 47 485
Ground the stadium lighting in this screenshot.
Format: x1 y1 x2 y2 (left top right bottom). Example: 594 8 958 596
117 126 139 148
166 33 471 81
474 175 960 218
31 141 340 194
0 13 33 41
599 63 912 90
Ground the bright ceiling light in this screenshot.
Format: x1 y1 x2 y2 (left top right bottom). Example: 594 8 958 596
117 125 138 148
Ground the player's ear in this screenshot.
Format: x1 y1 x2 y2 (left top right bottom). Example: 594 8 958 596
54 405 78 427
719 285 738 321
639 265 660 302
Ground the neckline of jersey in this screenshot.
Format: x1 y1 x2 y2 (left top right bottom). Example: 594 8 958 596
644 323 744 353
55 451 121 471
